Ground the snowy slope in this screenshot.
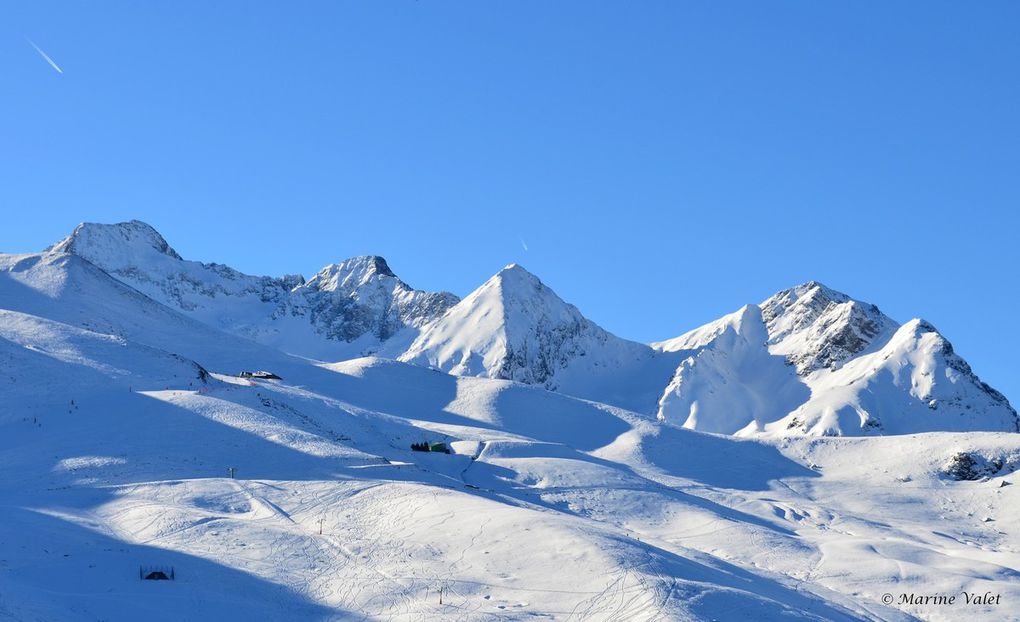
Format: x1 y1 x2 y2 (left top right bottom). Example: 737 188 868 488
654 305 811 434
50 220 458 360
775 318 1019 436
0 249 294 373
0 315 914 622
653 282 1017 436
3 317 1015 621
0 301 899 620
397 264 681 413
3 224 1019 620
0 308 209 418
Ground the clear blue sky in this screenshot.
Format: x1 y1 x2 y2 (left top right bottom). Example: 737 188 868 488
2 2 1018 401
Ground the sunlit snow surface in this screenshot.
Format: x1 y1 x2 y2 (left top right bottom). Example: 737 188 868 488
1 230 1018 621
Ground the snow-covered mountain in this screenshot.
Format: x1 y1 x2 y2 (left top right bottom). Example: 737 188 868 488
759 281 899 375
50 220 458 360
397 264 681 413
3 222 1019 621
33 222 1018 436
653 304 811 435
653 281 1018 436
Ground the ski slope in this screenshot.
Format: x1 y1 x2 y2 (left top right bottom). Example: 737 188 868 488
1 226 1018 621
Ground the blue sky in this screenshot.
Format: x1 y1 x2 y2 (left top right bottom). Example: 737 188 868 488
2 2 1018 400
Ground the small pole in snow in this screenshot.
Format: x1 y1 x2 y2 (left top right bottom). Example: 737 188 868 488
317 518 324 535
228 466 237 479
439 586 443 605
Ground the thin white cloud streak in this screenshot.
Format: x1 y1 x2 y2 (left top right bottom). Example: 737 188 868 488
27 38 63 74
520 238 529 252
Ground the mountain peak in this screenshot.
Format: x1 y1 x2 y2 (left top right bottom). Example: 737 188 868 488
449 263 549 311
399 262 656 401
907 317 938 334
778 280 850 306
305 255 399 292
39 222 457 356
49 220 183 264
358 255 396 278
653 304 767 353
760 280 896 374
493 263 542 285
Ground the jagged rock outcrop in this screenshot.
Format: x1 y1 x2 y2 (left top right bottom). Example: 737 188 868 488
759 281 897 374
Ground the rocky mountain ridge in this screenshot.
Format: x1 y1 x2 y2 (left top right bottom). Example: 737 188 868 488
48 220 459 360
24 220 1017 436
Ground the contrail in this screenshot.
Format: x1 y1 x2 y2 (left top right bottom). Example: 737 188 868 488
27 38 63 74
520 238 529 252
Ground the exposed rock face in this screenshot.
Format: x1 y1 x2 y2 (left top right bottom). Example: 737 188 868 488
941 451 1018 480
910 321 1018 426
298 257 459 343
760 281 897 374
